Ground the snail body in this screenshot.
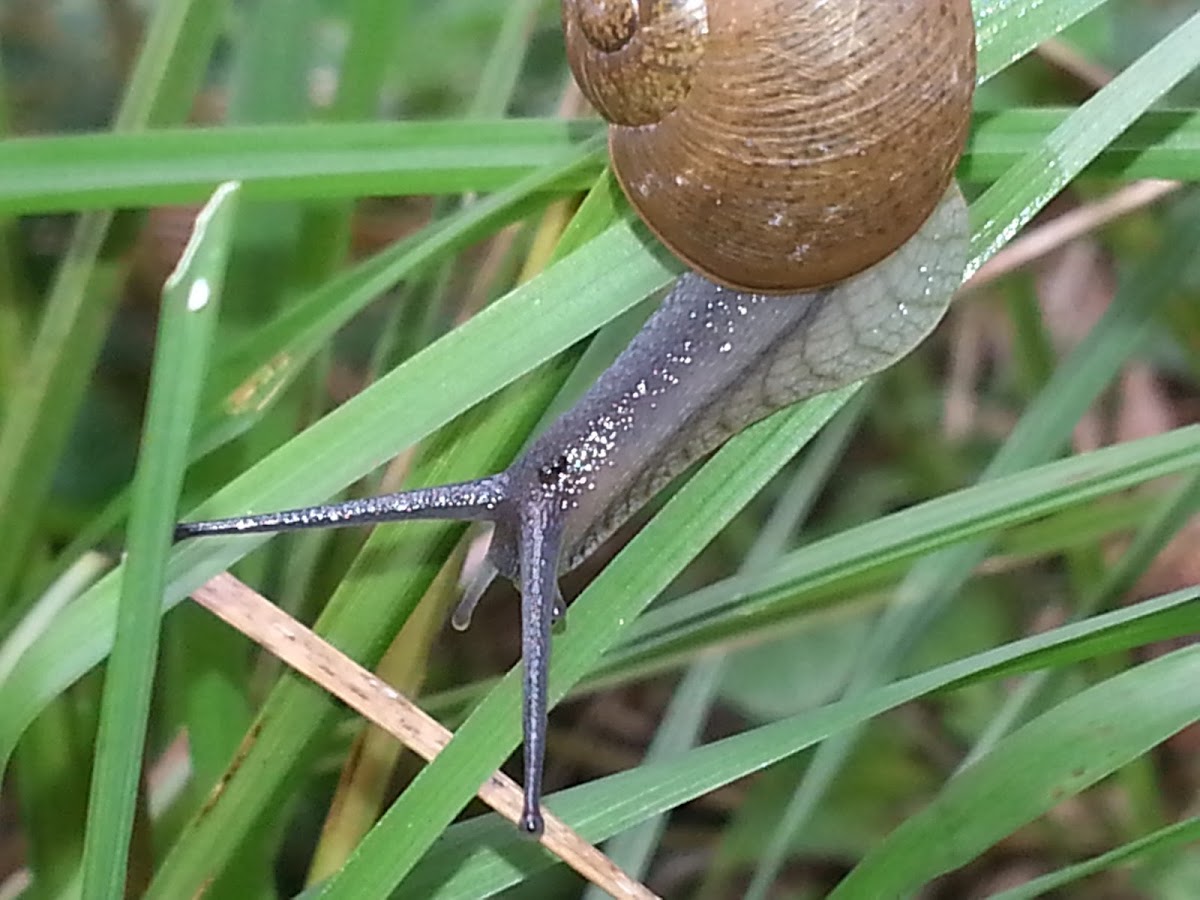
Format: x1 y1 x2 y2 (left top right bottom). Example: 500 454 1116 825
176 0 976 837
511 187 967 578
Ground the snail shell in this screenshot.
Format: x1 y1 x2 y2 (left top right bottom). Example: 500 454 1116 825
563 0 976 292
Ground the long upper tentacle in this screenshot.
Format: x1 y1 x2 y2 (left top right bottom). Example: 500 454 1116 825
174 474 510 541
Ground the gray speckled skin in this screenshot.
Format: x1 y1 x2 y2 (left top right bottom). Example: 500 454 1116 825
175 186 967 836
509 185 967 577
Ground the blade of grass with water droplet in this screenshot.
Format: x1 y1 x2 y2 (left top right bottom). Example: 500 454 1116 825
81 182 240 898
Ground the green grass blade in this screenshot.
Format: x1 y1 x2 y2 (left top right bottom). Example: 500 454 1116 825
0 69 29 396
293 0 410 284
386 587 1200 898
2 108 1197 214
332 0 411 120
962 468 1200 767
80 182 239 897
2 106 1190 214
964 108 1200 181
968 10 1200 277
0 120 605 215
974 0 1110 83
466 0 544 118
989 816 1200 900
604 426 1200 682
830 646 1200 897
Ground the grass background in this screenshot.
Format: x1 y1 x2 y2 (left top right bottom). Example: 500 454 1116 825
0 0 1198 897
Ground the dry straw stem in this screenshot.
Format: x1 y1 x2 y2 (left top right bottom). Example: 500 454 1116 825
964 178 1180 291
189 572 657 900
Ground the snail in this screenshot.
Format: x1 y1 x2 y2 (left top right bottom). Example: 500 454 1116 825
176 0 976 837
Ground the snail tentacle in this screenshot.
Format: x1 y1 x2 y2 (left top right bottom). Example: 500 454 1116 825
172 475 510 541
515 500 565 837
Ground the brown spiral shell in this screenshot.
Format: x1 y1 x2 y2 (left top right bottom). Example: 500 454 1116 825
563 0 976 292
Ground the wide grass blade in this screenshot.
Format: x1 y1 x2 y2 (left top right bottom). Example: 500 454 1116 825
2 109 1197 214
830 646 1200 896
80 182 239 897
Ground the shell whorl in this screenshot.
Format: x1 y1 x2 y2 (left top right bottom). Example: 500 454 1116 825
563 0 709 126
562 0 976 293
